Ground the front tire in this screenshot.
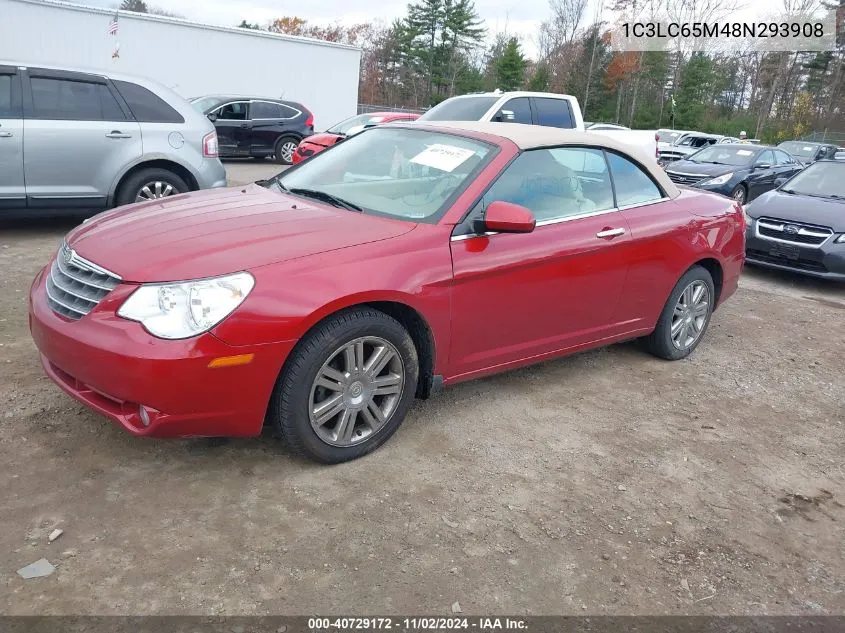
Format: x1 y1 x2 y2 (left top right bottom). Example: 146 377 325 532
116 168 188 206
642 266 715 361
274 136 299 165
270 307 419 463
730 184 747 204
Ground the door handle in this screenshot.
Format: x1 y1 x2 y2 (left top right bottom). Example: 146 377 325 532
105 131 132 139
596 227 626 239
0 131 12 138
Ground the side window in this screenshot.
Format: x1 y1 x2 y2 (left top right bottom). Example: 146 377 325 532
0 74 14 117
279 104 300 119
251 101 282 119
755 150 774 167
216 102 249 120
534 98 574 129
498 97 532 124
606 151 663 207
775 150 793 165
29 77 125 121
112 80 184 123
481 147 614 223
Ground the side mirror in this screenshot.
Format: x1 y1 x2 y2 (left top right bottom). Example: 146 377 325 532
207 113 218 123
484 201 536 234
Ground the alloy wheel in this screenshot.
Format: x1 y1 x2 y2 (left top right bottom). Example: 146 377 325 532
308 336 405 447
279 141 297 163
135 181 179 202
670 280 711 350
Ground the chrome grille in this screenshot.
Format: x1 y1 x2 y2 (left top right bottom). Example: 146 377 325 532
46 242 121 320
755 218 833 247
666 171 706 186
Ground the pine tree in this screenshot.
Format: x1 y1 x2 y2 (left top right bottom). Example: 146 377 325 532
528 63 550 91
496 38 526 91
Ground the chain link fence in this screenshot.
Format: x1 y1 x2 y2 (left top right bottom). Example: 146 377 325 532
357 103 427 115
801 131 845 145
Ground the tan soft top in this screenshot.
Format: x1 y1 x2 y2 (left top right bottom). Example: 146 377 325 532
415 121 680 199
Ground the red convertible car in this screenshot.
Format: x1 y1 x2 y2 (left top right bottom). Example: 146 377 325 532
292 111 420 164
30 122 745 463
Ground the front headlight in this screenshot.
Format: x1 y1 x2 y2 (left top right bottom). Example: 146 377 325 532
837 234 845 244
117 272 255 339
700 172 734 186
743 207 753 227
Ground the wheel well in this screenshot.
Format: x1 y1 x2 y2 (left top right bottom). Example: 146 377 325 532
364 302 436 399
693 258 723 305
113 160 199 203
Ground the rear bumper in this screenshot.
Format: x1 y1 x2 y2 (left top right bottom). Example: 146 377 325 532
195 157 228 190
29 264 295 437
745 225 845 280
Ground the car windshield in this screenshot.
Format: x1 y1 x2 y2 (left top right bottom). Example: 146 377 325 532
273 127 493 222
327 114 388 136
780 161 845 199
688 146 757 166
417 96 499 121
658 131 685 143
777 141 817 159
189 97 221 113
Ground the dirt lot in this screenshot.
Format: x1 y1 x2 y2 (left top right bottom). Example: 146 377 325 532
1 160 844 616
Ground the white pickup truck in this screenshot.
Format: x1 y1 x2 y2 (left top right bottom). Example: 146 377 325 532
417 91 659 162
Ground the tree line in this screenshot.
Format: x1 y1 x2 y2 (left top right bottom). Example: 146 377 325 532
125 0 845 142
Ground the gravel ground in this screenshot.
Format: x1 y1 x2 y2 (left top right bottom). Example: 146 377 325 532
1 161 844 615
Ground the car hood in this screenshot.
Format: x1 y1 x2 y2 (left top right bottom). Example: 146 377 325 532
66 184 416 282
746 189 845 231
305 132 343 147
665 161 740 178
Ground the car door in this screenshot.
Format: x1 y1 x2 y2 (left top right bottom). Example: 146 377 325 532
448 146 634 378
531 97 576 129
249 100 286 156
746 150 776 201
773 149 800 187
22 68 142 210
0 65 25 210
212 101 251 157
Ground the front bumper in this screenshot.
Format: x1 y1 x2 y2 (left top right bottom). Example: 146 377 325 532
292 141 327 164
745 223 845 280
29 264 295 438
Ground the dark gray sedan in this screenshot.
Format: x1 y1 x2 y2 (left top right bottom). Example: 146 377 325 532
745 160 845 280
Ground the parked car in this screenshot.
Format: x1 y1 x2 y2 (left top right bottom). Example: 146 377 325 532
776 140 838 164
658 132 725 164
420 91 658 160
664 143 803 204
0 61 225 215
835 149 845 161
417 90 585 131
744 160 845 280
29 122 744 463
657 128 694 149
190 95 314 164
293 111 420 164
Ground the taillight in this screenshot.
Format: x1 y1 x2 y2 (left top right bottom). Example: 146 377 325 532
203 131 218 158
654 132 659 158
305 112 314 129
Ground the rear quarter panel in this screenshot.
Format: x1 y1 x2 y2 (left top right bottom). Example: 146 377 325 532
620 188 744 329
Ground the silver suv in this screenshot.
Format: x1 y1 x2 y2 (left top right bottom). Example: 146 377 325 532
0 62 226 215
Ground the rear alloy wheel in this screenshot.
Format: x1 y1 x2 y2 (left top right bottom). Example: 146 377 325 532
116 168 188 207
270 307 419 463
730 184 746 204
274 136 298 165
642 265 715 361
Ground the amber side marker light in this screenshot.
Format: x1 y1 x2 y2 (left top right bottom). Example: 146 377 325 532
208 354 255 368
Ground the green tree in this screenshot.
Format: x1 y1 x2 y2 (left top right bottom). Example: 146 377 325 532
119 0 148 12
528 62 550 91
237 20 262 30
496 38 526 91
673 53 714 128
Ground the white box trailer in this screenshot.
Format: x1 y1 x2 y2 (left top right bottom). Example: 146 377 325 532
0 0 362 130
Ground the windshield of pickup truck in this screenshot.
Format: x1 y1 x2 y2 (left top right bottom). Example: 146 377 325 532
417 97 499 121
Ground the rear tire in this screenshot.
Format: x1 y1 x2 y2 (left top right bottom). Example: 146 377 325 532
116 168 188 207
274 136 299 165
642 266 715 361
270 307 419 463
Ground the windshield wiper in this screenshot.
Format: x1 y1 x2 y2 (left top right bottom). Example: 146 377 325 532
780 188 797 194
287 187 363 212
